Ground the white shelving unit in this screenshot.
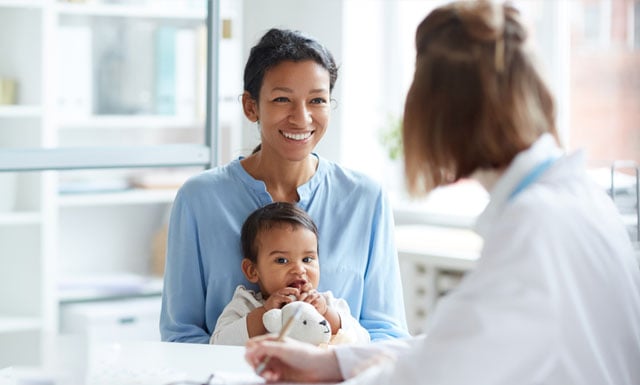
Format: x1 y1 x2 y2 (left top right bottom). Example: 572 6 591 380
0 0 220 342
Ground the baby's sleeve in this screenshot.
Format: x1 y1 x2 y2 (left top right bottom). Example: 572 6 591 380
324 291 371 344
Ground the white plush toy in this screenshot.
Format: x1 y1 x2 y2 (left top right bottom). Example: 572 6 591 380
263 301 332 346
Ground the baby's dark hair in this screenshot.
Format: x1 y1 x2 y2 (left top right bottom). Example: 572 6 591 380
241 202 319 263
243 28 338 101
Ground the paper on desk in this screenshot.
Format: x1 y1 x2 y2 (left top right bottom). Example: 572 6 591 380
0 366 61 385
210 371 264 383
212 371 340 385
0 367 12 385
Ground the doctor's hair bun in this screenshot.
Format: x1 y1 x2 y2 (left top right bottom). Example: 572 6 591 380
413 0 527 70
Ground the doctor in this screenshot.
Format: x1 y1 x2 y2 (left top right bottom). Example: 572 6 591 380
245 1 640 384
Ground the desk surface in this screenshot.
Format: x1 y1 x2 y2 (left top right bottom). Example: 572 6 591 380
0 333 264 385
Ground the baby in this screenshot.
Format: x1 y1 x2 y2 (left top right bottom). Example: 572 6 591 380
210 202 370 345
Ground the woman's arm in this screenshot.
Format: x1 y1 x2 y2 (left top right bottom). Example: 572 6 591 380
160 191 210 343
359 190 410 340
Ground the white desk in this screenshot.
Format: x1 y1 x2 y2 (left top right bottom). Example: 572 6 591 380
0 332 262 385
395 225 482 335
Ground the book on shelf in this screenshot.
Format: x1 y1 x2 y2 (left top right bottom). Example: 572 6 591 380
94 20 156 115
120 20 156 115
175 28 197 119
155 26 176 115
58 25 93 117
195 24 207 122
128 170 192 190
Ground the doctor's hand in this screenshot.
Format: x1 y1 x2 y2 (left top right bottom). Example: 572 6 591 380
245 335 343 383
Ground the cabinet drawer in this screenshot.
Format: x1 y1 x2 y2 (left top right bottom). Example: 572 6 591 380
59 296 162 342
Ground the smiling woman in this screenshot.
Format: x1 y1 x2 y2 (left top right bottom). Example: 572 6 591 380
241 60 331 184
160 28 409 344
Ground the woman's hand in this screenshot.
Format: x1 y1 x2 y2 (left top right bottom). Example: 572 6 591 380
245 335 343 383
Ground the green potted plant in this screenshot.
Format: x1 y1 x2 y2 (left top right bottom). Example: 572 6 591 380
379 115 403 161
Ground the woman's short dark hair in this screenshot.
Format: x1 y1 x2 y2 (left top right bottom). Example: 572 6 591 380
241 202 319 263
243 28 339 101
403 0 558 195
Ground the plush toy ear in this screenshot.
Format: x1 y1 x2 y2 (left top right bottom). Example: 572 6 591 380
278 302 332 346
263 308 283 334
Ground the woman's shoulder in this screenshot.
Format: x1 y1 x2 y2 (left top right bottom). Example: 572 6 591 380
319 157 382 193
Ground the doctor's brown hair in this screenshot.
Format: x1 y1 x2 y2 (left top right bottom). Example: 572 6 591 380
402 0 559 196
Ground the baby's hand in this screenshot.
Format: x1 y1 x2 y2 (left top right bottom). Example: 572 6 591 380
301 288 328 316
263 287 299 311
297 282 314 301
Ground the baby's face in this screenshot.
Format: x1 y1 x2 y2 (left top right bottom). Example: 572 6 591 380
254 224 320 298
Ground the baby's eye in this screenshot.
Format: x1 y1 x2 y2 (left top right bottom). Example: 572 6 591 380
302 256 315 263
275 257 288 264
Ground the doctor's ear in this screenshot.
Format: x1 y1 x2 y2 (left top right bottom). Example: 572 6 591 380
241 258 259 283
242 92 259 123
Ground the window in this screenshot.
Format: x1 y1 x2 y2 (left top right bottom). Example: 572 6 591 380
341 0 639 236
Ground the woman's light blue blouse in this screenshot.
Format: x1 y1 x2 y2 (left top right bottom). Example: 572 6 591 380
160 155 409 343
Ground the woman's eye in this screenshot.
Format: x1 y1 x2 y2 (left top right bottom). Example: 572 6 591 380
310 97 327 105
273 97 289 103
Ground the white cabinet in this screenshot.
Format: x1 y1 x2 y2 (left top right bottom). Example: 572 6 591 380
0 0 221 341
395 225 482 335
59 296 163 342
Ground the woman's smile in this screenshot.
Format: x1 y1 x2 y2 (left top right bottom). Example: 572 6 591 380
281 130 314 141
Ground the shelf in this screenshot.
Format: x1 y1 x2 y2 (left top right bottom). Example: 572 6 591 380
0 0 42 9
58 274 163 304
58 115 202 130
58 188 177 207
0 105 42 118
0 0 213 342
55 2 206 20
0 211 42 226
0 316 41 333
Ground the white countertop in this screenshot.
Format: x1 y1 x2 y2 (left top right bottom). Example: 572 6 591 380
395 224 483 270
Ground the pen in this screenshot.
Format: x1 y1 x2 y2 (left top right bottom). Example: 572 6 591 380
255 306 303 376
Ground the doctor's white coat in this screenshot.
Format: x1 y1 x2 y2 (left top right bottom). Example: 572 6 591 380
336 135 640 385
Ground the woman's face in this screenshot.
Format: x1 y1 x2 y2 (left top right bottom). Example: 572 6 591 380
251 224 320 298
254 60 331 162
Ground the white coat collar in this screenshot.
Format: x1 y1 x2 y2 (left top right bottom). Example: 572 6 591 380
474 134 565 238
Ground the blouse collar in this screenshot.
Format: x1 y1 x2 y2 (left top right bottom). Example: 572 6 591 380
232 153 326 208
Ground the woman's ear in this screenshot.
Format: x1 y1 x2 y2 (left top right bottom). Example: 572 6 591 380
241 258 259 283
242 92 259 122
